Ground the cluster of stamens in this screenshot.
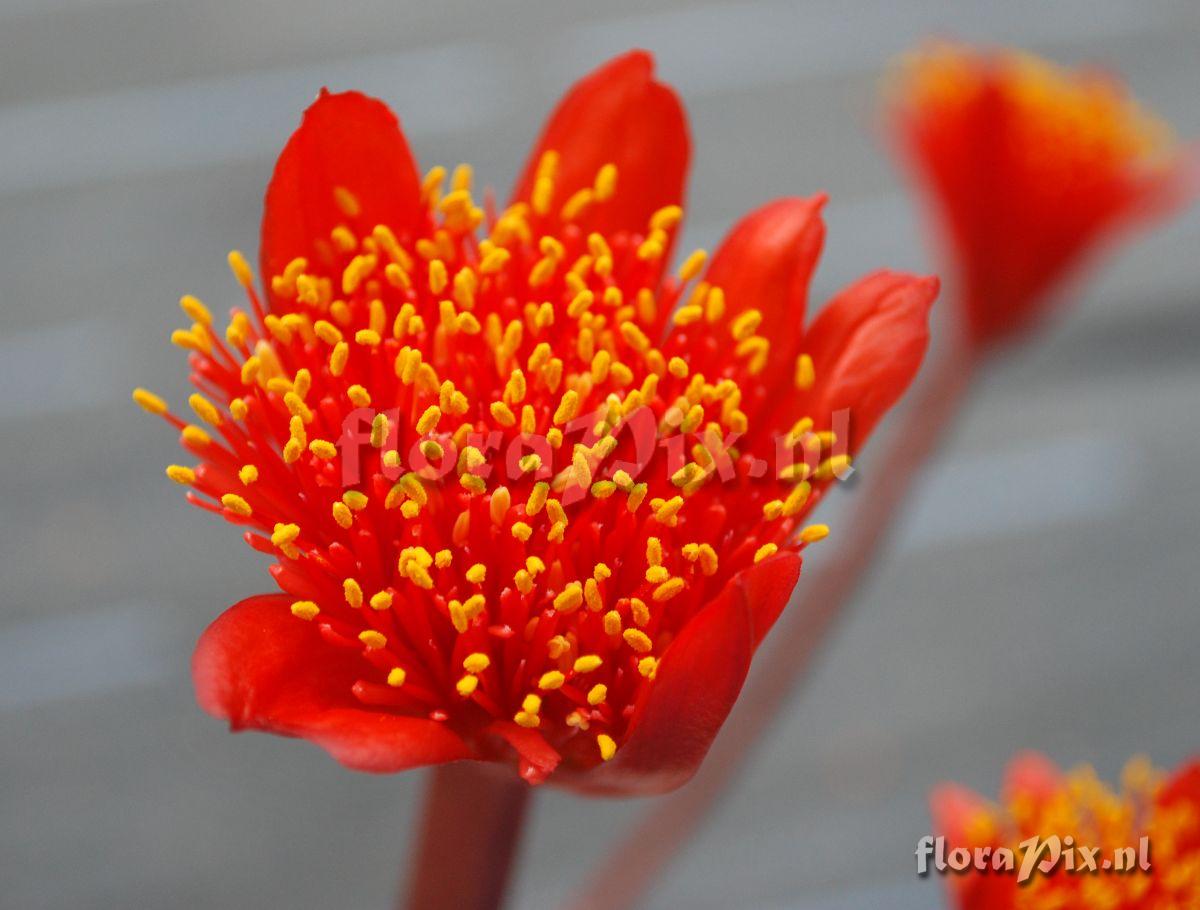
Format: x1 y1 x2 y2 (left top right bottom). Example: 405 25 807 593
961 759 1200 908
137 152 844 774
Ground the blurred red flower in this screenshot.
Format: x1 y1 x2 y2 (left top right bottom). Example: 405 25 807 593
932 752 1200 909
888 42 1192 349
135 50 937 793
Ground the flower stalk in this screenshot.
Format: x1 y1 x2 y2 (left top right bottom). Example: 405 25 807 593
404 764 531 910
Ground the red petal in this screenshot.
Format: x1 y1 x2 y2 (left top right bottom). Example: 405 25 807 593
704 196 827 353
571 554 800 795
803 270 938 454
1001 751 1063 804
260 90 423 296
1160 760 1200 807
930 784 1016 910
510 50 690 237
192 594 469 773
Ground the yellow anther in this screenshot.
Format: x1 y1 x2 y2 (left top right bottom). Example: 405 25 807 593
630 598 650 627
587 684 608 706
227 250 254 288
347 384 371 408
729 309 762 341
627 483 649 513
330 341 350 376
479 248 510 274
415 405 441 435
514 711 540 729
462 594 486 619
593 162 618 200
343 578 363 608
678 248 708 282
646 537 663 566
309 439 338 460
571 448 593 489
369 590 394 611
794 353 815 390
619 321 650 353
178 294 212 326
489 400 516 427
398 472 427 506
521 694 543 715
456 675 479 697
754 543 779 563
363 415 391 453
553 583 584 614
567 655 603 678
448 600 468 634
638 657 659 678
421 165 446 204
358 630 387 650
622 628 653 654
226 397 247 421
340 495 368 522
290 600 319 621
386 667 407 687
815 454 853 481
163 464 195 487
553 389 580 425
332 501 353 529
645 565 670 584
567 289 594 319
653 495 684 525
538 671 566 690
511 522 533 541
800 524 830 544
597 734 617 761
220 493 251 517
463 653 490 674
650 205 683 231
429 258 451 294
783 481 812 518
653 577 685 602
603 610 622 636
561 187 594 221
187 393 222 426
354 328 381 347
705 286 727 321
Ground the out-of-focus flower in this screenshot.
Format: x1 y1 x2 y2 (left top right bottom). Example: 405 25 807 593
933 752 1200 909
134 50 937 794
888 42 1192 349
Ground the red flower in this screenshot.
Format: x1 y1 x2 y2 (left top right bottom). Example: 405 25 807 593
888 42 1193 350
931 752 1200 909
134 51 937 793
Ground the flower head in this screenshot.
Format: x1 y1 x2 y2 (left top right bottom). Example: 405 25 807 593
933 752 1200 909
888 42 1192 349
136 51 937 793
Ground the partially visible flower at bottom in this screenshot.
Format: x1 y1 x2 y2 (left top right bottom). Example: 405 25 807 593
887 41 1194 350
933 752 1200 909
134 51 937 794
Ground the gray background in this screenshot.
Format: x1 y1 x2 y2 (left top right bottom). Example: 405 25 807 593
2 1 1198 908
